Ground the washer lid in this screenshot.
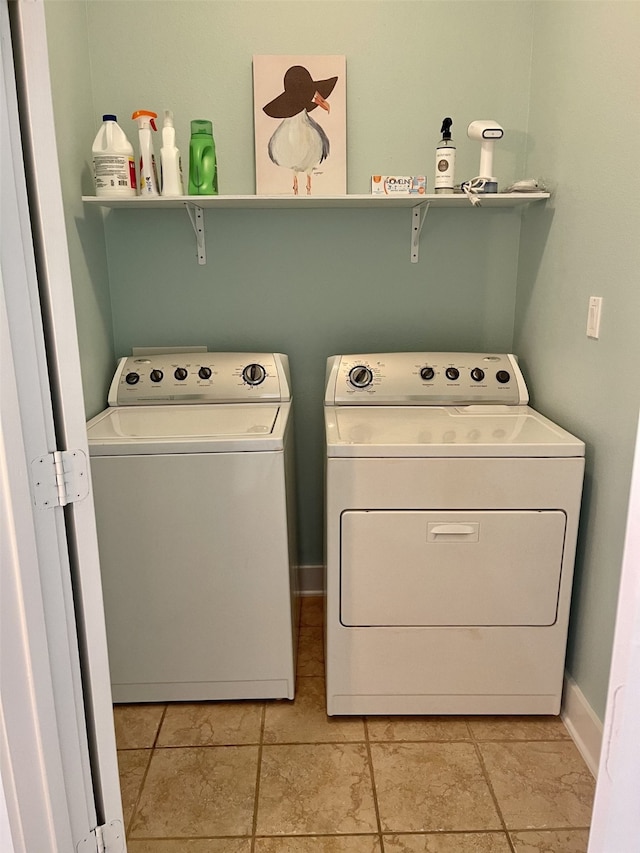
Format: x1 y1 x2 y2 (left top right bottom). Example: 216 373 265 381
325 405 585 458
87 403 289 455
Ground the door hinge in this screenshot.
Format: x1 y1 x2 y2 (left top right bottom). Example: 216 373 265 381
76 820 125 853
31 448 89 508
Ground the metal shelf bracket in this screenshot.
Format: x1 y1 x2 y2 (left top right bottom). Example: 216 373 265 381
410 202 431 263
184 203 206 264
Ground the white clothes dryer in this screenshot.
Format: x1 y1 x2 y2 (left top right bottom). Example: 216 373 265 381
324 352 585 716
87 351 298 703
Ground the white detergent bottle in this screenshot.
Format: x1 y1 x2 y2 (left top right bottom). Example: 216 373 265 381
132 109 159 195
160 109 184 196
92 114 136 197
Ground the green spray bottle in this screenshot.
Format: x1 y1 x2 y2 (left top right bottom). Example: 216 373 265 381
188 119 218 195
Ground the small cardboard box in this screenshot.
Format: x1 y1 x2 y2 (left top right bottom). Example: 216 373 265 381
371 175 427 196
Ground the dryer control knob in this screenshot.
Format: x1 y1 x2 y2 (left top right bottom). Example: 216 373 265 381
349 366 374 389
242 363 266 386
470 367 485 382
445 367 460 381
150 369 164 383
174 367 188 381
496 370 511 384
198 366 212 380
420 366 435 381
125 372 140 385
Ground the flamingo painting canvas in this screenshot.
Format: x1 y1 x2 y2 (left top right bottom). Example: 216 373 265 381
253 55 346 196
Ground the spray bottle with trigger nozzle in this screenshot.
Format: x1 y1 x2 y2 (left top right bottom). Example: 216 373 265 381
434 117 456 194
132 109 160 196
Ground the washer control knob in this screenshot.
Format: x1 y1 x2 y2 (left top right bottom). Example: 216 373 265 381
125 372 140 385
198 366 212 380
174 367 188 381
348 366 374 389
445 367 460 381
470 367 485 382
496 370 511 384
420 366 435 381
150 369 164 383
242 363 266 386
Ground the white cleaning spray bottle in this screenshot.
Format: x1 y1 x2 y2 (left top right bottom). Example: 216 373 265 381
434 117 455 194
160 109 184 196
132 109 159 196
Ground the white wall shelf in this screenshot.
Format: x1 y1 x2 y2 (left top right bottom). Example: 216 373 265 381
82 192 550 264
82 192 549 210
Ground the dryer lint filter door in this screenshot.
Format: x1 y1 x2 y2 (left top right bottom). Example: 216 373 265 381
340 510 566 627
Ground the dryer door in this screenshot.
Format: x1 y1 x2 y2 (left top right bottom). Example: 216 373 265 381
340 510 566 626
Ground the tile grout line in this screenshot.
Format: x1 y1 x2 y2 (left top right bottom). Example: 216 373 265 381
250 702 267 853
363 716 386 853
507 824 593 833
124 747 152 841
470 727 517 853
125 704 168 841
151 705 168 749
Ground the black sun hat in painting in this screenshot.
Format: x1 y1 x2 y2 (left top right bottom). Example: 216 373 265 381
263 65 338 118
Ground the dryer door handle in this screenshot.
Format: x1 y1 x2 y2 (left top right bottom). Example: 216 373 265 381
427 522 480 542
430 523 476 535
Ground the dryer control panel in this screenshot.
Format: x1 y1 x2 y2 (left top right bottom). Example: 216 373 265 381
109 351 291 405
325 352 528 406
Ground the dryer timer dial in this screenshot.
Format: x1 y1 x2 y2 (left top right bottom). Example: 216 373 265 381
420 366 435 381
242 363 266 386
348 366 374 389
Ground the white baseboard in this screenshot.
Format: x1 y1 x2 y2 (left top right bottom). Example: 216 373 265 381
297 565 324 595
562 672 603 778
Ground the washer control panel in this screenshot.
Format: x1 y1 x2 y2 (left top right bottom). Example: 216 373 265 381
109 351 291 405
325 352 528 406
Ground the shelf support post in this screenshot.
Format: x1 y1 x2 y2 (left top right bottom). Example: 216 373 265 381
184 202 206 264
410 202 430 263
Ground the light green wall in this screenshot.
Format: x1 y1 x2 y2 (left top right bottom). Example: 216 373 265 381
44 0 115 418
79 0 535 566
515 1 640 719
83 1 534 196
44 0 639 722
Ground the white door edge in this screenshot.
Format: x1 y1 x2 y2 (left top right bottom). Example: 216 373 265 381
2 0 124 847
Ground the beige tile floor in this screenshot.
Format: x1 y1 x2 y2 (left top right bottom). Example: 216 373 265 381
114 596 595 853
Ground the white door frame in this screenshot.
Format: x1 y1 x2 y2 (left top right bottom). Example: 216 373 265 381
10 0 124 830
1 261 77 853
1 0 124 849
588 411 640 851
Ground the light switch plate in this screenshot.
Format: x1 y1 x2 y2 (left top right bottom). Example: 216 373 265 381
587 296 603 339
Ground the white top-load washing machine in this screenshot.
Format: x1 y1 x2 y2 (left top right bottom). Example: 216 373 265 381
87 350 298 703
324 352 585 716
